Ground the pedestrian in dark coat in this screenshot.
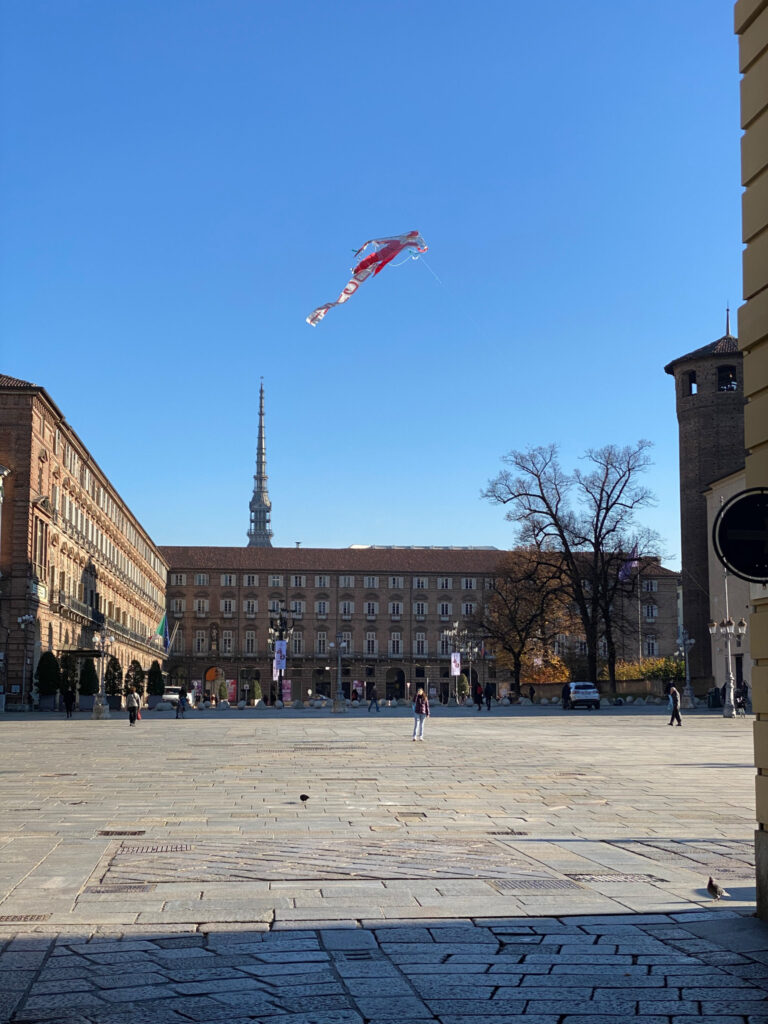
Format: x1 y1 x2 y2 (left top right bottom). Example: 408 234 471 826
63 688 75 719
368 685 380 713
474 683 484 711
668 684 682 727
412 688 430 740
484 682 494 710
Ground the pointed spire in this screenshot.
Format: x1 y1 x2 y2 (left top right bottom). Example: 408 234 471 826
247 378 273 547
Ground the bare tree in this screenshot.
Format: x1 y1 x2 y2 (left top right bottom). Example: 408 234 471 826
483 441 656 685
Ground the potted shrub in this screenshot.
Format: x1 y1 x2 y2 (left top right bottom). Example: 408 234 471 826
146 660 165 708
35 651 61 711
104 656 123 710
78 657 99 710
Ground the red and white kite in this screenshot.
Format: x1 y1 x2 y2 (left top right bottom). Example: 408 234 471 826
306 230 428 326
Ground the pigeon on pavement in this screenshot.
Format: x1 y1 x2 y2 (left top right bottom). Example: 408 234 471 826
707 876 730 900
299 794 310 804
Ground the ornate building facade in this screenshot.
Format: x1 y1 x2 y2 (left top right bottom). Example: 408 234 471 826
0 375 168 708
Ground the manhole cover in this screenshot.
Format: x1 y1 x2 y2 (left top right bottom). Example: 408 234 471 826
488 878 582 892
0 914 51 922
98 830 146 836
116 843 192 856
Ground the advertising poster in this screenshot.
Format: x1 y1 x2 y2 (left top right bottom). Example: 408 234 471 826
354 679 364 698
274 640 287 672
281 679 292 703
450 651 461 676
227 679 237 702
192 679 202 697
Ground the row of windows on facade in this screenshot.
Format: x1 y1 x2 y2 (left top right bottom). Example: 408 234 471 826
553 636 661 657
173 630 475 657
170 573 487 590
173 597 478 618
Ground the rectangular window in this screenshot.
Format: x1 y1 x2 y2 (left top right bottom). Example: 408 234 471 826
290 599 305 616
439 601 451 617
221 573 235 587
642 579 658 592
462 601 475 617
194 573 209 586
390 632 401 655
221 630 233 654
171 573 186 586
364 576 379 588
245 574 258 587
316 632 327 654
292 633 304 655
578 640 587 655
389 576 403 589
439 632 451 655
644 604 658 620
170 597 185 613
244 598 258 615
315 574 329 588
413 577 427 590
195 630 207 653
339 575 354 588
220 598 235 615
269 575 283 587
341 600 354 617
244 630 256 655
462 578 476 590
315 600 328 615
644 634 657 656
437 577 452 590
365 632 377 655
341 631 352 655
268 599 281 613
414 601 427 617
171 628 184 654
365 601 378 617
292 575 305 587
389 601 402 617
415 632 426 655
193 598 209 614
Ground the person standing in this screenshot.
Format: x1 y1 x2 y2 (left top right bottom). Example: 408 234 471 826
126 686 140 727
484 682 494 711
474 682 484 711
63 687 75 719
176 688 187 719
412 687 430 741
668 684 682 727
528 684 536 703
368 684 380 713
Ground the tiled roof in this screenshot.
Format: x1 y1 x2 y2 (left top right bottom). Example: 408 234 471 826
160 546 507 573
664 334 739 374
0 373 38 388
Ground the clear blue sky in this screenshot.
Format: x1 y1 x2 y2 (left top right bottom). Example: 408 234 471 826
1 1 742 566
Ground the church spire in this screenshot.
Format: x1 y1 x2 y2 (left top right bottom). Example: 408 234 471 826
247 379 273 547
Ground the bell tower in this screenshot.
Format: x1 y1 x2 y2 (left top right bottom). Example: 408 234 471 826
664 312 745 687
247 379 273 548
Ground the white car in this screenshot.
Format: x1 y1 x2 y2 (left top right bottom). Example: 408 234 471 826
565 682 601 710
160 686 186 708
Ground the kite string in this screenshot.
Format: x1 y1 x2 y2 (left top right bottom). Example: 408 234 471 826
418 255 444 287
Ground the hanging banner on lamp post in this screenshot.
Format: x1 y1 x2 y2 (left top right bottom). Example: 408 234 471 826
450 652 461 676
274 640 287 671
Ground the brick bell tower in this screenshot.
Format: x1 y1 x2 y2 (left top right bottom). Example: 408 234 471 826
664 312 745 689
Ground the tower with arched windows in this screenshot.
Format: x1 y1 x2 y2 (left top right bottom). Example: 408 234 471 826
664 313 745 687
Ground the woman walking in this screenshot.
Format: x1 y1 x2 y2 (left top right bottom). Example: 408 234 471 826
412 687 430 741
126 686 140 727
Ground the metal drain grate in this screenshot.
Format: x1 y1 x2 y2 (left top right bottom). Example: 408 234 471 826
98 830 146 836
488 878 582 892
85 884 156 894
488 830 528 836
116 843 192 856
566 872 669 884
336 950 375 961
0 914 51 922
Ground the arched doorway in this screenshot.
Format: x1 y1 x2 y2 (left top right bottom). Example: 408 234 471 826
386 667 405 701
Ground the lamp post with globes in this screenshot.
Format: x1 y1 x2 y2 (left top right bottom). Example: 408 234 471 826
268 604 293 705
91 627 115 720
708 615 748 719
17 614 35 710
329 633 347 713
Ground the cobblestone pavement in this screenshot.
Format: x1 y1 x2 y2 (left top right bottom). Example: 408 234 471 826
0 704 766 1021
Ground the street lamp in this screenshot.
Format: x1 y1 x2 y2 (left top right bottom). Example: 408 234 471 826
677 629 695 710
329 633 347 713
448 621 483 705
269 604 293 705
708 615 748 719
92 628 115 720
17 614 35 710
